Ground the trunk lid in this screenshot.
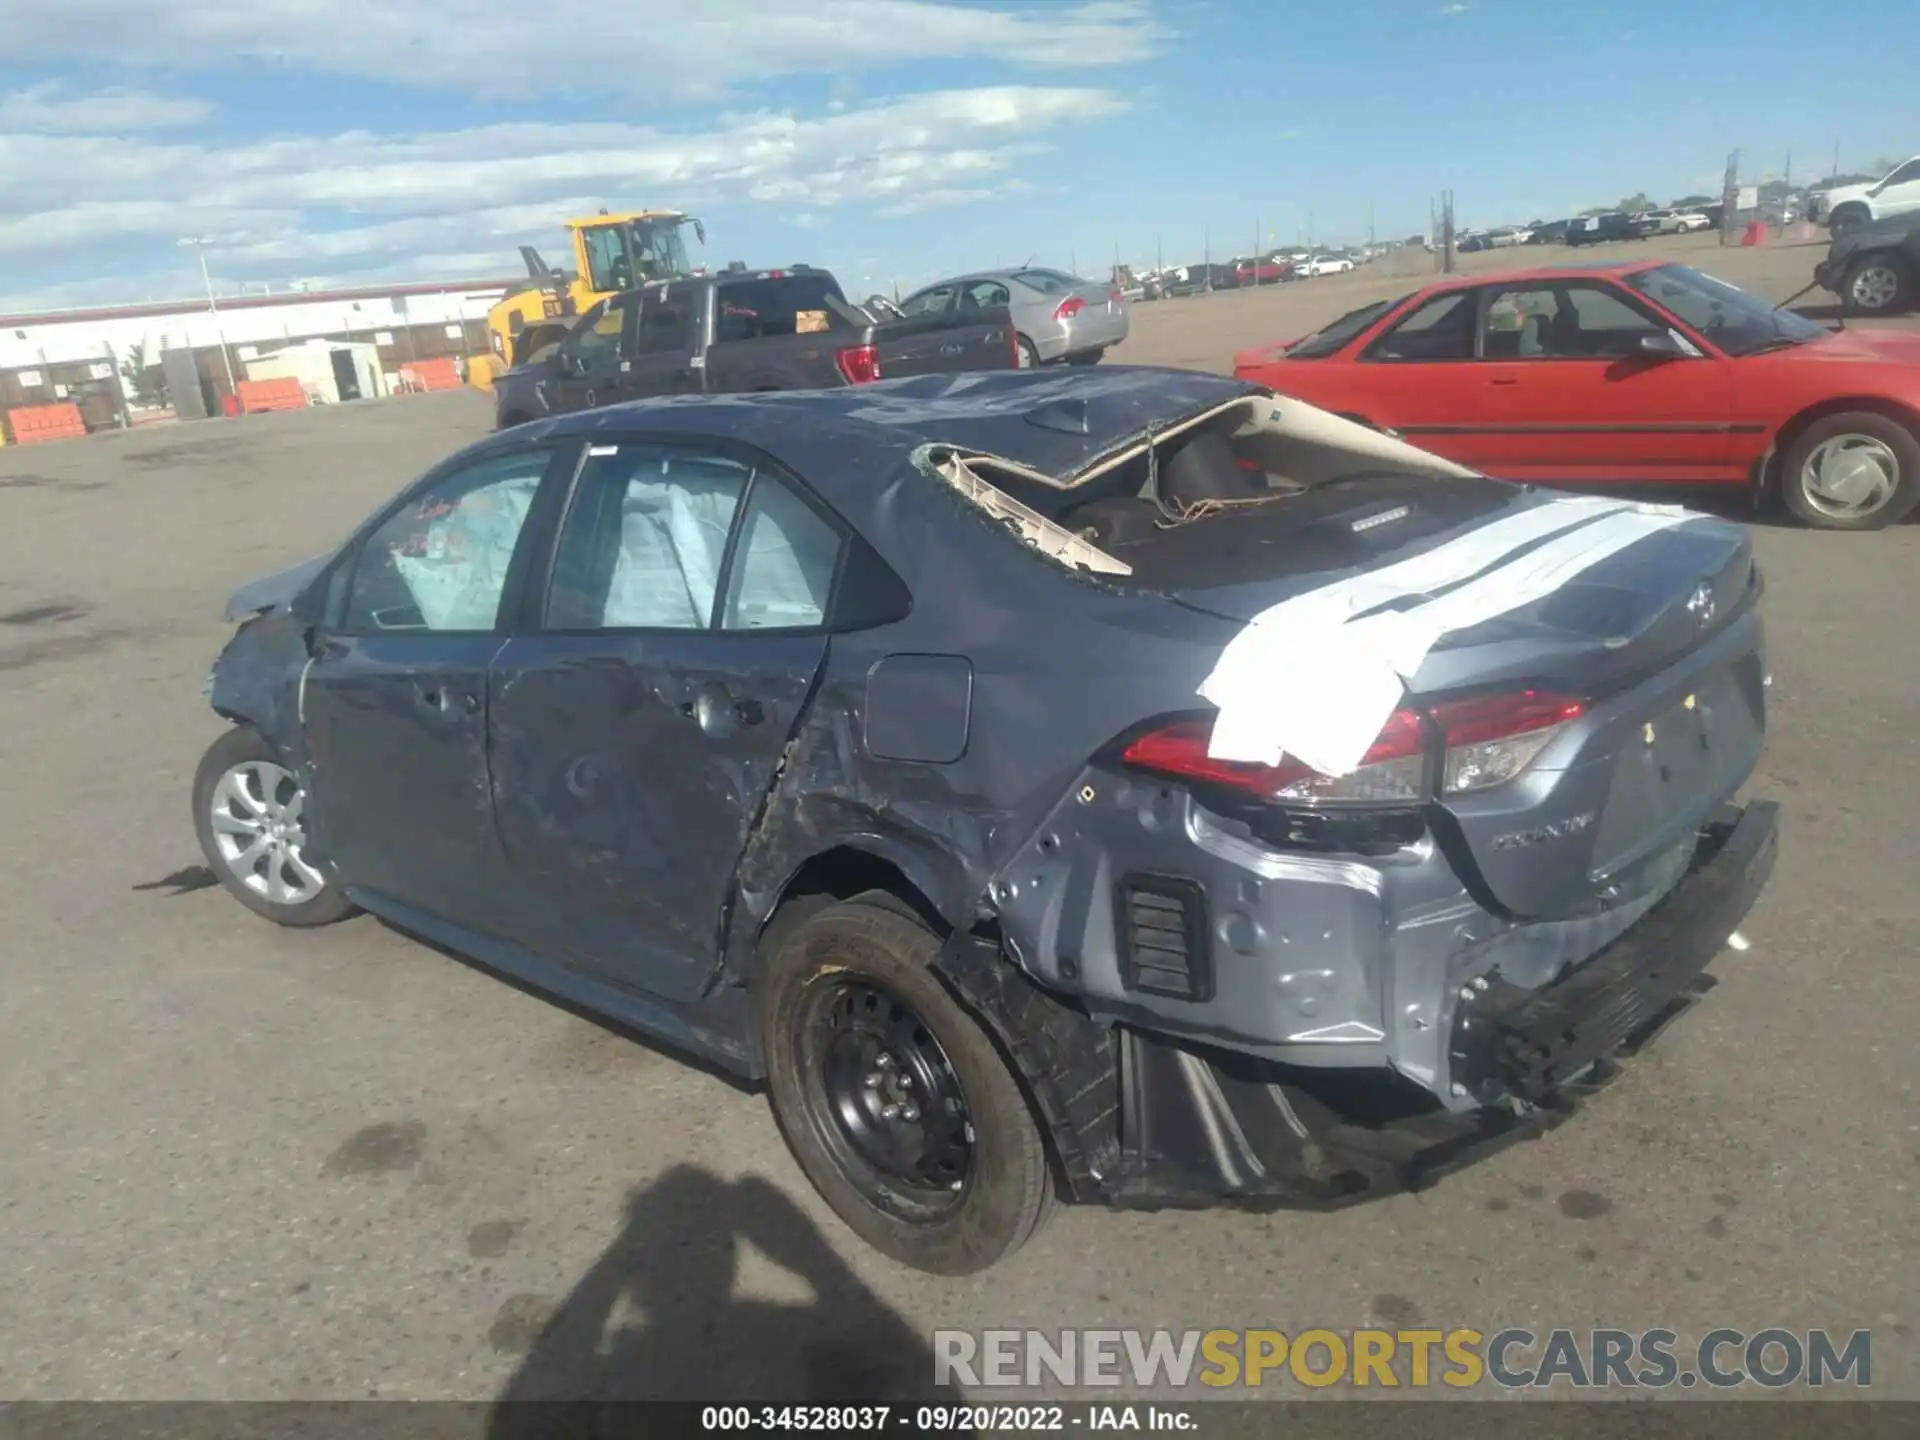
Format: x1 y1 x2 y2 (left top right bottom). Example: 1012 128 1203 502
1143 479 1754 697
1127 479 1765 918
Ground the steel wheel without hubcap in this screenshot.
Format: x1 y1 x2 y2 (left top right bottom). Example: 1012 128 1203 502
1847 263 1903 313
209 760 327 905
802 979 974 1213
1798 433 1901 521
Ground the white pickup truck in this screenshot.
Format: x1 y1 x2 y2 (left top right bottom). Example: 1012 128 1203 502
1811 157 1920 237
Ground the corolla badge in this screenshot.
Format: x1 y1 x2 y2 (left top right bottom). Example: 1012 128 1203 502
1686 582 1716 626
1492 811 1596 851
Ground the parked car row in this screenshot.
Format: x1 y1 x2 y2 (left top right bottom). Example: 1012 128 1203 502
493 261 1137 430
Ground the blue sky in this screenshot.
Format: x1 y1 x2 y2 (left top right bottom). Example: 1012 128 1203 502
1 0 1915 310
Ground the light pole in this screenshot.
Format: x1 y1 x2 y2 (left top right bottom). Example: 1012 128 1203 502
178 236 238 401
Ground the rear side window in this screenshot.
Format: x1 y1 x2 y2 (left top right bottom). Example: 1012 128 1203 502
547 446 751 630
720 479 843 630
634 288 701 353
1013 269 1079 295
543 443 845 632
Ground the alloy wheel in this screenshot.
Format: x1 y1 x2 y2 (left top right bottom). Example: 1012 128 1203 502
208 760 328 905
1848 263 1902 313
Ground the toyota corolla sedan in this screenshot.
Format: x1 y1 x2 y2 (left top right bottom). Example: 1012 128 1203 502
193 367 1776 1275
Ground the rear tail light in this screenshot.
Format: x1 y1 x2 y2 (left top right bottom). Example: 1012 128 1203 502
834 344 882 384
1054 296 1087 320
1119 690 1585 806
1110 289 1125 305
1430 691 1585 794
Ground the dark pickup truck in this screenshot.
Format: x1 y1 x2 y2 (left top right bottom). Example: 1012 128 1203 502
494 266 1018 428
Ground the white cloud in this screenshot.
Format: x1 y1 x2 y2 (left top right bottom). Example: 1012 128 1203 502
0 81 213 132
0 86 1126 291
1440 2 1470 13
0 0 1166 103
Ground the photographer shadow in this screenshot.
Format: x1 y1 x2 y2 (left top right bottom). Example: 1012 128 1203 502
488 1164 969 1437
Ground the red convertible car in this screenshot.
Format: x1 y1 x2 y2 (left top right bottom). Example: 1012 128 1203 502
1234 259 1920 529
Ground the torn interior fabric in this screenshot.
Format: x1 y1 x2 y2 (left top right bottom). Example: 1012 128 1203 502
1198 497 1701 778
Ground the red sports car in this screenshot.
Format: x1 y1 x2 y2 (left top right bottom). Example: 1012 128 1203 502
1233 259 1920 529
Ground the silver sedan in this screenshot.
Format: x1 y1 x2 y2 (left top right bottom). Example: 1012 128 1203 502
899 267 1129 367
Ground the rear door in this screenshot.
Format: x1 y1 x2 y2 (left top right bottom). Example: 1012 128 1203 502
1464 279 1738 485
484 437 844 1003
619 282 707 400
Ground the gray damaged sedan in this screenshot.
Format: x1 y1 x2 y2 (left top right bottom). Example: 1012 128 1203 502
193 367 1777 1274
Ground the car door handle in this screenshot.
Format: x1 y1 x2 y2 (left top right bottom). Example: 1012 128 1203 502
939 343 964 356
1489 377 1520 386
414 684 478 716
678 690 765 729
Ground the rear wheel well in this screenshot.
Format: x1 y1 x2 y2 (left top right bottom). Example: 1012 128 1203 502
759 847 947 959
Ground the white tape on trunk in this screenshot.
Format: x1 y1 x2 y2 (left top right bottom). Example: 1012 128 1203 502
1198 497 1699 778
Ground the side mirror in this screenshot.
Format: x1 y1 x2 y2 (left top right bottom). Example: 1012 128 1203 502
1637 332 1685 358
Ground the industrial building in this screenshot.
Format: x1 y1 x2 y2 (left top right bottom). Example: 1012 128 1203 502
0 278 516 437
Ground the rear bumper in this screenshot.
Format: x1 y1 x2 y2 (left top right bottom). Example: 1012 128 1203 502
967 800 1776 1212
1043 310 1129 360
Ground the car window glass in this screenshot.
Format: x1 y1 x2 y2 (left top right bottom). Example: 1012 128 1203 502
1482 284 1656 360
960 280 1010 313
1366 291 1473 360
341 450 549 633
720 478 843 631
1882 160 1920 188
901 286 953 316
1013 269 1079 295
562 301 626 363
546 445 750 630
581 227 626 292
1285 294 1410 359
634 288 700 354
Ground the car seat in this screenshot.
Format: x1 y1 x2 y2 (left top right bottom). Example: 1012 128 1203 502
1158 429 1267 509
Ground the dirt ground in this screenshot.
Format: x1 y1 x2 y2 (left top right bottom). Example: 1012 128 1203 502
0 232 1914 1405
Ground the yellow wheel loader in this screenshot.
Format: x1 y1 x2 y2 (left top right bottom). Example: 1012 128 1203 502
468 211 706 391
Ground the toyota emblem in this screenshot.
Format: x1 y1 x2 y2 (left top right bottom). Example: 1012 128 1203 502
1686 582 1715 625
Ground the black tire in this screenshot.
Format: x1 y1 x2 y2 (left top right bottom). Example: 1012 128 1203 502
191 725 356 927
1777 410 1920 530
1065 349 1103 366
1839 252 1914 317
1827 206 1869 240
757 894 1054 1275
1015 335 1040 369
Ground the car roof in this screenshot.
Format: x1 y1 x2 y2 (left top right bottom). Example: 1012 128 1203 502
527 366 1262 485
1416 257 1666 294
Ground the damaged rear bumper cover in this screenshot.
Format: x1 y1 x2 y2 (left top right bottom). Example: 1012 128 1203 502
944 800 1776 1211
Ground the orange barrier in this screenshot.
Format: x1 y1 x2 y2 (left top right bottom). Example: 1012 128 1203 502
234 378 310 414
1740 220 1767 247
6 402 88 445
399 356 462 391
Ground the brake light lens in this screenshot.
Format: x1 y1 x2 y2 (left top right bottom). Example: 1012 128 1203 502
1054 296 1087 320
1119 690 1584 806
835 343 882 384
1431 691 1585 794
1109 289 1125 305
1121 712 1427 804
